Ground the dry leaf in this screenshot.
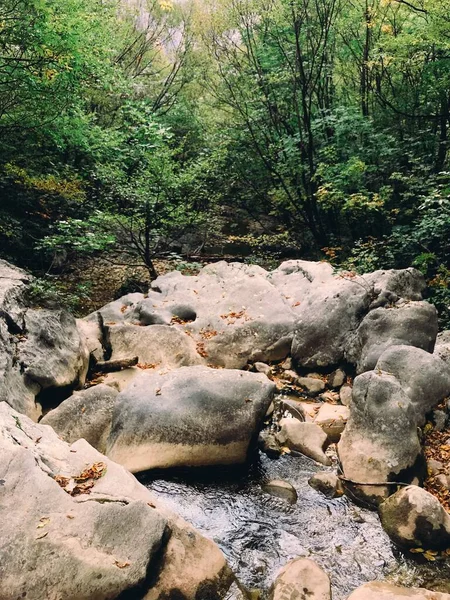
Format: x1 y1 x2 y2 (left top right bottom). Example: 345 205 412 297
114 560 130 569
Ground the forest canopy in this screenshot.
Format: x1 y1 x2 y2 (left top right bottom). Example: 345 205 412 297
0 0 449 322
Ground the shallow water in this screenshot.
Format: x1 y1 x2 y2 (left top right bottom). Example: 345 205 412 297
140 451 450 599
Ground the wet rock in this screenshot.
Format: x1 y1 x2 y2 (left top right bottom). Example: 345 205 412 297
314 403 349 442
338 371 421 505
276 418 331 465
107 366 276 472
269 558 331 600
258 430 282 459
106 323 204 368
327 368 346 388
339 384 353 407
348 581 450 600
308 472 343 498
349 301 438 374
379 485 450 550
262 479 298 503
0 403 233 600
41 384 119 453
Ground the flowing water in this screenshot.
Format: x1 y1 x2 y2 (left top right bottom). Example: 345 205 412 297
140 448 450 599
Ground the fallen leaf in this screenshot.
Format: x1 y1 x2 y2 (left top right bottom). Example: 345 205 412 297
114 560 130 568
36 531 49 540
37 517 50 529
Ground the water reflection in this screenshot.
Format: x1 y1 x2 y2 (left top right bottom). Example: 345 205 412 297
139 452 450 599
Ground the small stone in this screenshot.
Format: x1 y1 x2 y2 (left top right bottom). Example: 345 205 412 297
297 377 326 395
427 458 444 476
327 369 346 389
279 399 320 422
265 402 275 418
339 385 352 407
254 362 272 376
262 480 298 503
436 474 450 490
432 409 447 432
308 472 343 498
280 357 292 371
269 558 331 600
314 404 349 443
276 418 331 465
319 391 340 403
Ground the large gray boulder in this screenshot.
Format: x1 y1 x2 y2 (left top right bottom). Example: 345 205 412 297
375 345 450 423
349 301 438 373
348 582 450 600
268 558 331 600
0 258 31 328
338 371 422 505
0 403 232 600
106 366 275 472
18 308 89 389
362 267 426 302
106 323 204 368
41 384 119 453
379 485 450 550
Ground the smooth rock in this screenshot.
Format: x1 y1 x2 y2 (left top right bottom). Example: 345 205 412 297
276 418 331 465
269 558 331 600
339 384 353 407
375 345 450 423
254 362 272 376
297 376 326 395
308 472 343 498
314 403 349 442
106 323 204 368
101 366 143 392
350 301 438 374
41 384 119 453
338 371 422 505
379 485 450 549
427 459 444 476
107 366 276 472
327 368 346 388
262 479 298 503
348 581 450 600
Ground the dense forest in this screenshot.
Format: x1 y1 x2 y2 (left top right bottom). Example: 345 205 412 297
1 0 449 323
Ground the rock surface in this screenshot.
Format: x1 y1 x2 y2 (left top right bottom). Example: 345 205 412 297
107 366 275 472
314 403 349 442
262 479 298 503
276 418 331 465
348 582 450 600
0 403 232 600
308 472 343 498
41 384 119 453
379 485 450 550
269 558 331 600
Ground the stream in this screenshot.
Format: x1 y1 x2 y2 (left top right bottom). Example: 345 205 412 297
139 449 450 599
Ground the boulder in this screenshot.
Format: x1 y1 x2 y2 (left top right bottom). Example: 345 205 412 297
348 582 450 600
314 403 349 442
101 366 143 392
276 418 331 465
146 262 296 369
349 301 438 373
327 368 346 388
18 308 89 389
435 330 450 367
362 267 426 303
0 258 31 328
106 323 204 368
107 366 276 472
308 472 343 498
269 558 331 600
379 485 450 550
41 384 119 453
290 272 370 369
375 345 450 423
296 376 326 395
338 371 422 505
0 403 232 600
